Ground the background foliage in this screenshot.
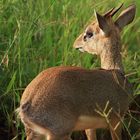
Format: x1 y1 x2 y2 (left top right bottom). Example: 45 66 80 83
0 0 140 139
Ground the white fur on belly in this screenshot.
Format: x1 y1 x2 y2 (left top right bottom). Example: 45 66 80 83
74 116 108 130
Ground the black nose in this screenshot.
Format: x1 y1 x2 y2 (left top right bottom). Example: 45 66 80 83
75 47 83 50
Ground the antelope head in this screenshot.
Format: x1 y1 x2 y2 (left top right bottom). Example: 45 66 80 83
73 4 136 56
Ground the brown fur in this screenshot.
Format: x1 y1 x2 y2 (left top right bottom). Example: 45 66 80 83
18 4 136 140
73 4 136 140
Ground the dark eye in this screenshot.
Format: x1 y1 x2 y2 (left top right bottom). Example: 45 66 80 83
86 32 93 38
83 31 94 41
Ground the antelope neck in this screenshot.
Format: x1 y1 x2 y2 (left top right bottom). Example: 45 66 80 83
100 43 124 74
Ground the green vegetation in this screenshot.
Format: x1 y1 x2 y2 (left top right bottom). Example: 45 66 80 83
0 0 140 139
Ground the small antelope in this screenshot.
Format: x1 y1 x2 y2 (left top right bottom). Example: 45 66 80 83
18 4 136 140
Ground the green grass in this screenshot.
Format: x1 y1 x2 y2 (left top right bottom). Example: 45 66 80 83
0 0 140 139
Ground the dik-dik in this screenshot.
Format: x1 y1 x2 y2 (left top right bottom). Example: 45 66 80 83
17 4 136 140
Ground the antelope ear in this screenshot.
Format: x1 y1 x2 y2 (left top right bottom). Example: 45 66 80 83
95 10 110 35
115 4 136 30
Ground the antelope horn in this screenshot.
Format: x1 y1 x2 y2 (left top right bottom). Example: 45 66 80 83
104 7 115 17
110 3 124 17
104 3 124 17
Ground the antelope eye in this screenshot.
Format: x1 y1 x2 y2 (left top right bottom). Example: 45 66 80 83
86 32 93 38
83 31 94 41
